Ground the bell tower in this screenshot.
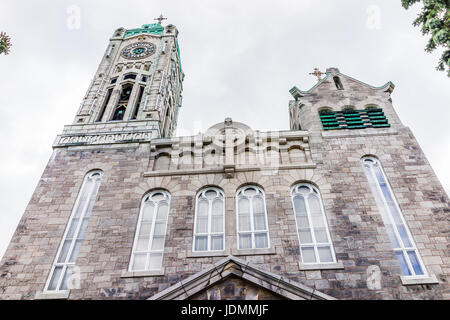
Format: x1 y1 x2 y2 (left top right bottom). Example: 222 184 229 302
58 19 184 147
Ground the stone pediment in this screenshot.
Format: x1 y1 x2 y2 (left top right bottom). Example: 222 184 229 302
148 256 336 300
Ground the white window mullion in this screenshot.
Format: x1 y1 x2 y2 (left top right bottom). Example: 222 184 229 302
304 194 319 262
63 177 96 265
207 199 212 251
145 202 157 271
375 163 426 276
369 165 405 251
370 163 415 274
45 171 102 292
249 196 255 249
55 265 67 291
194 188 225 252
130 190 170 272
262 196 270 248
317 193 336 263
236 186 269 250
363 157 427 277
292 184 336 265
402 248 417 276
129 197 150 272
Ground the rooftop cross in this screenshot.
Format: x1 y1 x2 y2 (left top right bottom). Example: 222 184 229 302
154 14 167 25
309 68 326 81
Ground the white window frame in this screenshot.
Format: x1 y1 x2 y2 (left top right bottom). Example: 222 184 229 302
129 190 171 272
362 156 428 278
44 170 103 292
236 186 270 250
291 183 337 265
192 187 225 252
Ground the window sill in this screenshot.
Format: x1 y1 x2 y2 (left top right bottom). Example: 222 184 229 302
400 274 439 286
120 268 165 278
231 247 276 256
298 261 345 271
34 290 70 300
187 251 228 258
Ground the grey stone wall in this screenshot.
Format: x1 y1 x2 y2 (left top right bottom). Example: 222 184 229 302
0 122 448 299
0 66 448 300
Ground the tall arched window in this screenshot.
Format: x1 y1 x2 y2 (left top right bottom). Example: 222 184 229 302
119 83 133 101
129 190 170 271
291 183 336 264
193 188 225 252
362 157 426 277
45 170 103 292
96 88 113 122
236 186 269 250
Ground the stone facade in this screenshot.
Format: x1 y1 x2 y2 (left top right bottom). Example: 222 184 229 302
0 24 448 300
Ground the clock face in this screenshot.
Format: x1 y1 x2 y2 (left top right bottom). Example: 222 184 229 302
121 42 155 60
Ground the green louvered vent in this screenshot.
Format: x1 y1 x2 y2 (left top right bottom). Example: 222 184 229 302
319 108 390 130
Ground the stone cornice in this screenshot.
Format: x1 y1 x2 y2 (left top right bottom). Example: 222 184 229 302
143 163 316 177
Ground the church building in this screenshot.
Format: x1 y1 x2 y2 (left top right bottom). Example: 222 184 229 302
0 19 449 300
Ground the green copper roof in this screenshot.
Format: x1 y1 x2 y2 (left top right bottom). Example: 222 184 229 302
124 23 164 38
175 38 183 74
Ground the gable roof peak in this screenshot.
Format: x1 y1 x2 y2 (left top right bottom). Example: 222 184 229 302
289 67 395 100
148 255 336 300
326 67 340 75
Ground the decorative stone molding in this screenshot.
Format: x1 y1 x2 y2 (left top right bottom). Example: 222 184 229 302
53 130 157 148
143 164 316 177
298 261 345 271
231 247 276 256
34 290 70 300
120 268 166 278
400 274 439 286
186 251 228 258
146 118 315 178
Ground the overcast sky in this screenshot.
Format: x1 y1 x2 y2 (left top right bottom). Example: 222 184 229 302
0 0 449 260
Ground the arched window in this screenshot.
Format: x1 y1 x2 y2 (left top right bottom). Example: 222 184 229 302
193 188 225 252
96 88 113 122
342 105 355 112
130 190 170 271
291 183 336 264
236 186 269 249
119 83 133 101
111 105 126 121
362 157 426 277
318 107 333 115
333 76 344 90
163 106 171 137
131 86 144 120
45 170 103 292
123 73 137 81
365 104 379 110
